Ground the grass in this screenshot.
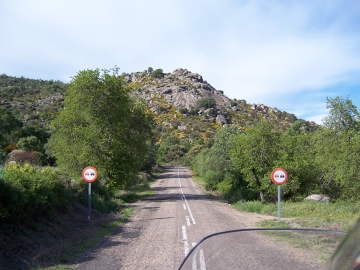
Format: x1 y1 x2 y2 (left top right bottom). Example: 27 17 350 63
233 200 360 232
27 175 157 270
117 184 156 202
33 208 134 270
43 207 134 270
233 200 358 265
257 219 346 264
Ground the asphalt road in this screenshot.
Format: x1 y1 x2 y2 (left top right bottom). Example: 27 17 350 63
71 166 323 270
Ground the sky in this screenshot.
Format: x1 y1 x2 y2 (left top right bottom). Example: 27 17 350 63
1 0 360 124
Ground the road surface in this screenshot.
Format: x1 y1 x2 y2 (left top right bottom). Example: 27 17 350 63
71 166 323 269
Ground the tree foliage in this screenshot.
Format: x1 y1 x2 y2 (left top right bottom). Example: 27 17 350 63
0 107 22 147
188 96 360 202
49 68 154 191
192 126 245 200
231 120 281 201
151 69 164 79
198 97 216 109
323 96 360 132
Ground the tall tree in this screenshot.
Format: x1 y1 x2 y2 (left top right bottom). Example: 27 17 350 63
0 107 22 147
231 120 280 201
49 68 154 191
322 96 360 132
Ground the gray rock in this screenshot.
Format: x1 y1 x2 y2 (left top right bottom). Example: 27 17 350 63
305 194 331 202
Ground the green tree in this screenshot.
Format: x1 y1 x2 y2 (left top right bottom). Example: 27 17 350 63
17 136 41 151
311 127 360 200
198 97 216 109
0 107 22 147
231 120 280 201
192 126 241 191
49 68 154 191
323 96 360 132
151 69 164 79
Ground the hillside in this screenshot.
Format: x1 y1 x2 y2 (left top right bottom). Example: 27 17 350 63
0 74 67 124
124 68 317 144
0 68 317 162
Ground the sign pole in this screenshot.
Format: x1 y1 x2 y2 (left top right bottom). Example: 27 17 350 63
270 168 288 222
88 183 91 221
82 166 98 222
278 185 281 221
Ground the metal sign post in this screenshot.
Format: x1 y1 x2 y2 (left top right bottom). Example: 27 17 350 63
270 168 288 222
278 185 281 221
82 166 98 221
88 183 91 221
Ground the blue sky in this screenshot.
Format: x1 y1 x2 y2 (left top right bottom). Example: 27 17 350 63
1 0 360 124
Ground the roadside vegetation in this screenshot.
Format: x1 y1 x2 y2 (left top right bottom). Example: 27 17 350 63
0 68 158 269
188 96 360 204
0 67 359 268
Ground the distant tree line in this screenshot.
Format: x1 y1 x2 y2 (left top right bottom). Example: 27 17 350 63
188 96 360 202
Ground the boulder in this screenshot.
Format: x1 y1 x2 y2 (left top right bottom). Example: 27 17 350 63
305 194 331 203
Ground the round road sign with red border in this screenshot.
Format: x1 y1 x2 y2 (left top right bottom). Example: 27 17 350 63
82 166 98 183
271 168 288 185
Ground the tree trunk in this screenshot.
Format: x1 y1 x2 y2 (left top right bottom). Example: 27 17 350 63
251 168 265 202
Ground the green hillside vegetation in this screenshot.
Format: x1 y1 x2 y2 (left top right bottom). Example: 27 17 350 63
0 74 66 100
189 96 360 203
1 70 359 207
0 68 359 268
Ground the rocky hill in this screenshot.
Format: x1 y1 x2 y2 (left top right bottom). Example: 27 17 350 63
124 68 316 132
0 74 66 124
0 69 317 147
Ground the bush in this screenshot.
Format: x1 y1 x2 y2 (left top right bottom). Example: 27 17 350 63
0 164 65 222
179 108 188 114
17 136 41 151
203 170 222 190
8 150 43 165
198 97 216 109
0 148 6 164
151 69 164 79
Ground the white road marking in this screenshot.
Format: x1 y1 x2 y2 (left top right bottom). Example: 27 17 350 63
200 249 206 270
183 204 186 210
192 243 197 247
178 169 196 225
182 225 189 257
192 249 197 270
186 216 191 226
192 248 206 270
184 195 196 224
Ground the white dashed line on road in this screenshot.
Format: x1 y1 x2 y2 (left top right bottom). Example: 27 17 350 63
186 216 191 226
182 225 189 257
178 169 196 225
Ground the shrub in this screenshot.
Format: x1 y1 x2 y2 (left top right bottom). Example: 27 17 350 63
151 69 164 79
0 164 65 222
0 148 6 164
198 97 216 109
179 108 188 114
17 136 41 151
4 144 17 153
8 150 43 165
